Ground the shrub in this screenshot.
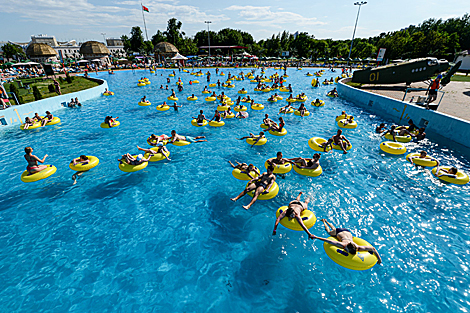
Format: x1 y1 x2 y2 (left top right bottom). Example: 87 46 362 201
18 95 24 104
32 86 43 101
59 77 64 84
65 72 73 84
48 84 55 93
9 83 19 96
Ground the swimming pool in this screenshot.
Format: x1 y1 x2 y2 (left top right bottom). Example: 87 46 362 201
1 67 469 312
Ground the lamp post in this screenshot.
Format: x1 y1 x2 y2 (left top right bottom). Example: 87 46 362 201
347 1 367 66
101 33 107 45
204 21 212 57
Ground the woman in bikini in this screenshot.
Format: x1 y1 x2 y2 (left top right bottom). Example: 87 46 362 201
313 219 382 264
24 147 49 174
272 192 314 238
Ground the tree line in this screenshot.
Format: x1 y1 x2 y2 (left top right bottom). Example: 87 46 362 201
121 14 469 62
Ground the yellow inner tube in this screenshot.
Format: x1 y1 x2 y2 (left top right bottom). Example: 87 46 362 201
293 164 323 177
20 165 57 183
335 114 353 122
406 153 438 167
100 121 120 128
384 133 412 143
217 105 230 111
294 110 310 116
246 136 267 146
308 137 331 152
118 157 148 172
323 236 378 271
167 96 178 101
337 119 358 129
209 83 217 87
191 119 208 127
209 120 225 127
311 100 325 107
238 90 247 94
137 83 146 86
232 167 260 180
20 122 42 130
332 142 352 151
171 140 191 146
146 147 170 162
279 108 294 114
264 159 292 174
379 142 406 155
267 98 277 102
286 98 296 103
69 156 100 171
187 96 198 101
251 103 264 110
247 181 279 200
276 206 316 231
41 116 61 125
138 101 151 106
205 97 216 102
432 166 469 185
224 113 235 119
268 128 287 136
156 105 170 111
202 90 210 94
234 106 247 112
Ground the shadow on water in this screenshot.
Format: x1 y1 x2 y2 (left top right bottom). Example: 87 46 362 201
207 193 246 247
84 172 146 200
77 131 105 142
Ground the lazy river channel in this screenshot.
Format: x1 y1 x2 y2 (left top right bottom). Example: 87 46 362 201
0 68 469 312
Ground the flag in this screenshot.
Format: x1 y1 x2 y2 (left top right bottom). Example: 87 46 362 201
142 5 149 12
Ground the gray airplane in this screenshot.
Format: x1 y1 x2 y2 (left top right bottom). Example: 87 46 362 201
352 57 461 85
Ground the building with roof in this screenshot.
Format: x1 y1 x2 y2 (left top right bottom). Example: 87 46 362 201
454 50 470 73
25 43 58 62
79 41 111 64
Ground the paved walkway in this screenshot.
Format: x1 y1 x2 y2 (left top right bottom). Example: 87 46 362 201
359 81 470 122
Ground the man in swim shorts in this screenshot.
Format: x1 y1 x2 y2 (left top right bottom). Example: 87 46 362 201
231 165 276 210
272 192 314 238
118 153 151 165
137 145 171 161
330 129 351 154
169 130 207 143
289 153 321 170
228 161 260 179
312 219 382 264
237 131 265 147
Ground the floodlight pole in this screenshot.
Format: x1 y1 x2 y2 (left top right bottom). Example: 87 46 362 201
101 33 106 45
347 1 367 66
205 21 212 57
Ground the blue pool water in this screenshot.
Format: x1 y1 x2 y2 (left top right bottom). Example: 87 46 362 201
1 68 470 312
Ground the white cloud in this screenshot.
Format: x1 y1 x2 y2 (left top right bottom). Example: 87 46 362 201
225 5 326 28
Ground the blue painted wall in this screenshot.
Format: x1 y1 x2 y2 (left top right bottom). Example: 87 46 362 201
0 78 108 128
338 78 470 150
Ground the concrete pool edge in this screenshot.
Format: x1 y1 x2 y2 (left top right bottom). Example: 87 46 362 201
337 78 470 150
0 77 108 128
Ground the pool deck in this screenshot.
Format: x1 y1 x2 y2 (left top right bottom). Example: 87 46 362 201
357 81 470 122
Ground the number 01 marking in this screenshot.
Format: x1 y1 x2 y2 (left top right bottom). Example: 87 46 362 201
369 72 380 81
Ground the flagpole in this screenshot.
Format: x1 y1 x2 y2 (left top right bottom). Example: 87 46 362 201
141 3 149 41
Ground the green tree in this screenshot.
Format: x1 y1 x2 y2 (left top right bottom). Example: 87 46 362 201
2 43 24 60
121 35 132 55
164 18 185 48
151 30 167 46
291 32 315 58
143 41 154 55
130 26 145 53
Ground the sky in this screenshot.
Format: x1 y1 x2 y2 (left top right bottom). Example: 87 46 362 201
0 0 468 43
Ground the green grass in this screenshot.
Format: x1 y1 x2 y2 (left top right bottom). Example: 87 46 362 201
451 75 470 82
345 81 363 88
4 77 99 104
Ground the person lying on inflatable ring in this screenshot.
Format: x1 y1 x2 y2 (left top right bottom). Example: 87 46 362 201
169 130 207 144
327 88 338 97
235 111 248 119
381 125 411 142
434 166 458 178
228 161 260 179
279 104 293 114
408 151 439 167
137 145 171 161
231 165 276 210
272 192 314 238
237 131 265 147
289 153 321 170
263 114 276 128
266 117 285 133
314 219 382 264
118 153 150 166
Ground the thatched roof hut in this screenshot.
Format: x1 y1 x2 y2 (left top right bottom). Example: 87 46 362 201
79 41 110 56
154 42 179 57
26 43 57 57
